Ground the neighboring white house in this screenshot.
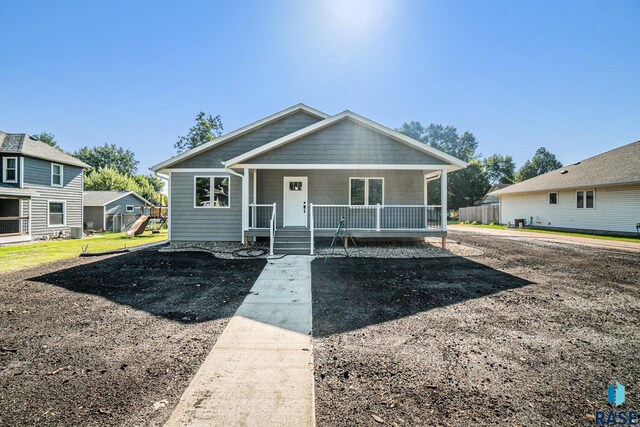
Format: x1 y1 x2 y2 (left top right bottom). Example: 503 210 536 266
490 140 640 236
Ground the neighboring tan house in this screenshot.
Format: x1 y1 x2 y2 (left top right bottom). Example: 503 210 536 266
151 104 468 254
490 140 640 236
0 131 90 243
83 191 152 232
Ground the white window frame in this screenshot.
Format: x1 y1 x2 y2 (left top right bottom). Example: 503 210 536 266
548 192 558 205
51 163 64 187
2 156 18 183
576 189 595 209
47 200 66 227
349 177 385 206
193 175 231 209
126 205 135 213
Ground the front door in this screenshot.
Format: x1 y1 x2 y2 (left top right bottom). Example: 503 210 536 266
283 176 308 227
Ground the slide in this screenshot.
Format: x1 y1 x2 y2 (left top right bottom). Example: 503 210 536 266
126 215 150 238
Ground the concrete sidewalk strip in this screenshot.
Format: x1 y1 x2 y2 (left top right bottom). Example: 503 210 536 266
165 255 315 427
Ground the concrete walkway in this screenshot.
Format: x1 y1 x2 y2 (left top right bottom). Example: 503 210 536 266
165 256 314 427
450 225 640 253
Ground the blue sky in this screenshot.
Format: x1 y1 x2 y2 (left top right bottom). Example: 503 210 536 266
1 0 638 173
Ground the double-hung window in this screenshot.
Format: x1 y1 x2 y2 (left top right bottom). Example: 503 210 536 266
51 163 63 187
194 176 230 208
576 190 595 209
349 178 384 205
48 201 65 226
548 192 558 205
2 157 18 183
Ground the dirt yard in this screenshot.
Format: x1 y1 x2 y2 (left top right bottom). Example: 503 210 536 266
312 232 640 426
0 249 266 426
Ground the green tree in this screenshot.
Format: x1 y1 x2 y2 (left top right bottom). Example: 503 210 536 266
483 154 516 184
33 132 59 149
515 147 563 182
73 144 139 175
84 167 163 205
175 112 223 154
398 121 489 209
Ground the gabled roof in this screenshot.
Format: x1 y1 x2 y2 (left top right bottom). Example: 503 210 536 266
480 183 511 204
0 131 90 168
491 140 640 196
150 104 329 172
83 191 152 207
223 111 468 169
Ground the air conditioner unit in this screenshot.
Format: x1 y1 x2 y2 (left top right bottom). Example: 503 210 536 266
70 227 83 239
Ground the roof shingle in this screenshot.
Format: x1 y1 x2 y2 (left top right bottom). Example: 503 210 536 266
491 140 640 196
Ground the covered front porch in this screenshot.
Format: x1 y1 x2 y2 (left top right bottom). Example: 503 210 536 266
0 194 32 244
239 167 449 255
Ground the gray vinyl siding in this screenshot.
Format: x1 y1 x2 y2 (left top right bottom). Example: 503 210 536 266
247 119 447 165
170 171 242 241
84 206 104 230
23 157 84 237
256 169 425 228
172 111 322 168
103 194 147 231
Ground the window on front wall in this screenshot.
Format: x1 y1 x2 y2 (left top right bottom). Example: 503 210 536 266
48 201 65 226
548 192 558 205
194 176 230 208
349 178 384 205
576 190 595 209
3 157 17 183
51 163 63 187
126 205 134 212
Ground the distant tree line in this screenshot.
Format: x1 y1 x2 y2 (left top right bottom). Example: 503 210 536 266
396 122 563 210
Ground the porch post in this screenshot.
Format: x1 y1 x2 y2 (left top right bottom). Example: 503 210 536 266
242 168 249 245
28 199 32 235
440 169 447 249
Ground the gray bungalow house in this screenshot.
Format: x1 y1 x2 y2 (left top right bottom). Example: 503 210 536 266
0 131 90 243
83 191 152 232
151 104 467 254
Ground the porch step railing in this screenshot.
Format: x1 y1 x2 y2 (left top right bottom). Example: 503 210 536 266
0 216 29 236
248 203 276 229
311 205 442 230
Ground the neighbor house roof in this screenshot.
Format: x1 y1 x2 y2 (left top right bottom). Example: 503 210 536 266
223 110 468 170
0 131 91 168
150 103 329 172
491 140 640 196
83 191 152 207
480 183 511 204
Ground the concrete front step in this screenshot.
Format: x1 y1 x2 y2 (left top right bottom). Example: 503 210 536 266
274 248 312 255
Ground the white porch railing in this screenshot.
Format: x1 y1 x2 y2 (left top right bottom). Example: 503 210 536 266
268 203 276 256
311 204 443 231
249 203 276 229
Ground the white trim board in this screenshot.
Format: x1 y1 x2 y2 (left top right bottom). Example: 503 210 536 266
224 111 468 169
151 104 329 172
231 164 455 170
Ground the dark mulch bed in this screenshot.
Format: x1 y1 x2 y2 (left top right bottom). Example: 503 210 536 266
312 234 640 426
0 249 265 426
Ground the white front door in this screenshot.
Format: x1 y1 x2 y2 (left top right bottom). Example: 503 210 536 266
283 176 308 227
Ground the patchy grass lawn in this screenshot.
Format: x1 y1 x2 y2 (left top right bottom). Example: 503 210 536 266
0 230 167 273
453 223 640 243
